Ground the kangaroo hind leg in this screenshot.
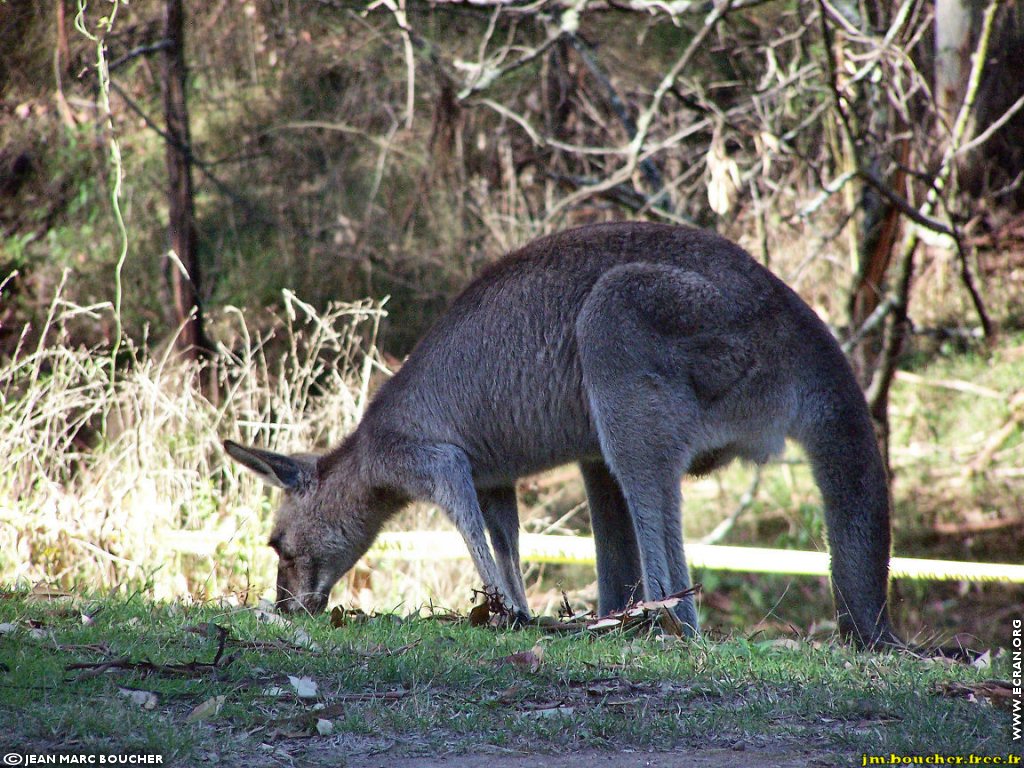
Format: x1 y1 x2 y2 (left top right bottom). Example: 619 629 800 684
576 264 757 636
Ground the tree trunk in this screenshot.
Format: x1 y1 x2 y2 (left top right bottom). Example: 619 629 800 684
162 0 209 360
848 140 910 392
935 0 977 127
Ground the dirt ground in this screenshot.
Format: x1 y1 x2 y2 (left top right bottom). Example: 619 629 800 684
345 747 829 768
220 731 845 768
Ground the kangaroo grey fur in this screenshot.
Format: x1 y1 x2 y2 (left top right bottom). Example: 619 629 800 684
225 221 901 648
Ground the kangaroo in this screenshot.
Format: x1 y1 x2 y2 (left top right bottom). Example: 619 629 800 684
225 221 901 648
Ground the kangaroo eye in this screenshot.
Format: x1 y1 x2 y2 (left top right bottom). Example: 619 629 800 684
269 537 294 565
277 552 297 570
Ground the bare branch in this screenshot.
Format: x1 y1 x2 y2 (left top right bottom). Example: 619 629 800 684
475 98 626 155
369 0 417 129
700 467 761 545
543 0 735 224
108 78 257 219
570 35 665 194
956 91 1024 157
108 40 172 72
457 18 565 98
857 167 955 237
842 295 895 355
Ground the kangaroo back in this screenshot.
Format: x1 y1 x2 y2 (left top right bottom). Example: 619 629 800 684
361 223 799 483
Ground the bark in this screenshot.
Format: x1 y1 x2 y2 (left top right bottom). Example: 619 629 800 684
848 140 910 389
54 0 69 78
161 0 210 360
934 0 976 127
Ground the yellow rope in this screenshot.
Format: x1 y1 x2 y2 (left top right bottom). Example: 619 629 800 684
369 531 1024 584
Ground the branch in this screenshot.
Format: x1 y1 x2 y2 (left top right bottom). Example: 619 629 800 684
857 167 954 237
475 97 628 155
369 0 417 128
273 120 417 157
866 0 1001 412
458 21 565 98
108 40 172 71
543 0 734 224
950 221 994 339
629 0 732 155
933 0 1000 200
108 78 260 222
549 172 696 225
841 295 895 355
700 467 761 545
569 35 665 195
956 91 1024 157
799 170 856 219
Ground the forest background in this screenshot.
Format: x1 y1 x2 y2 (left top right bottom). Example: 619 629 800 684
1 0 1023 648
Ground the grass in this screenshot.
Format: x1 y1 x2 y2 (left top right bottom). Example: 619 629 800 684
0 589 1016 765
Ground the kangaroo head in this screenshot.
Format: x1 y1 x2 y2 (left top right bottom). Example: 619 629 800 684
224 440 375 614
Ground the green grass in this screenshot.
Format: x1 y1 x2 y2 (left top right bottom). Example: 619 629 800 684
0 590 1016 765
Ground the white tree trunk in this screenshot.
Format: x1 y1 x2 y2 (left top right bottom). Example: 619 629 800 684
935 0 977 125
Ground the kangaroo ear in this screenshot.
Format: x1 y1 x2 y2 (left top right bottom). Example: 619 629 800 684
223 440 317 491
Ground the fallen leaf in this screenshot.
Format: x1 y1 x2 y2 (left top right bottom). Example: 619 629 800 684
921 655 957 667
496 644 544 672
253 609 321 651
586 617 623 632
469 602 490 627
521 705 575 718
492 684 522 704
632 596 682 612
26 583 72 602
582 587 700 634
582 678 632 696
262 686 286 697
290 628 320 651
118 687 158 710
938 680 1015 710
656 608 684 637
288 675 318 699
186 695 226 723
770 638 803 651
330 606 371 628
253 608 288 627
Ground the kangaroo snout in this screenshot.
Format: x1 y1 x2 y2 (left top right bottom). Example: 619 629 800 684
275 590 329 615
273 555 337 615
